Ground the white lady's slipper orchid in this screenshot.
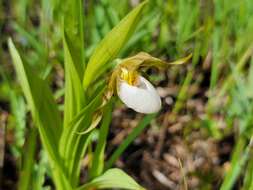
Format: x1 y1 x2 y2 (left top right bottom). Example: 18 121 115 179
105 52 192 114
117 75 161 114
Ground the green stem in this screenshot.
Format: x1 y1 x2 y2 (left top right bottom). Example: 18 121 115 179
89 100 113 179
220 137 249 190
18 127 37 190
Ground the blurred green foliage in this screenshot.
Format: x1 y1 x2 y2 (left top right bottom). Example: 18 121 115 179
1 0 253 189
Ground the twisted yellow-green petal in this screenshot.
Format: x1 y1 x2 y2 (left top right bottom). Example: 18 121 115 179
120 52 192 70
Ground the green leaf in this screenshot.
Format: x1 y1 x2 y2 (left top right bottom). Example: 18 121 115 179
63 87 104 143
62 33 85 130
82 0 148 89
242 140 253 190
8 38 61 153
58 34 86 187
18 127 38 190
77 168 145 190
8 38 72 190
64 0 85 79
60 88 105 186
220 137 248 190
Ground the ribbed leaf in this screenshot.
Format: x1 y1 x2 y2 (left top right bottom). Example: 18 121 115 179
8 38 72 190
59 34 86 186
62 33 85 130
8 38 61 153
60 87 105 186
18 127 37 190
77 168 145 190
82 1 148 89
64 0 85 78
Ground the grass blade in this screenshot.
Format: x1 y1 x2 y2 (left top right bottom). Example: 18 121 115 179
105 113 156 170
242 139 253 190
64 0 85 78
220 137 248 190
62 33 86 130
18 127 37 190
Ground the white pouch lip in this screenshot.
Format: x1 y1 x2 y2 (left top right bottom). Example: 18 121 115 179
117 76 161 114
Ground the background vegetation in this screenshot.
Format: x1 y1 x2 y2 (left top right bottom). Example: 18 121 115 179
1 0 253 189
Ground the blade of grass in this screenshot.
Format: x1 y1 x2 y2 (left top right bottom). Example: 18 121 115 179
176 0 199 50
32 150 49 190
14 0 28 25
62 32 86 130
242 139 253 190
18 127 37 190
105 113 156 170
0 113 6 187
219 44 253 97
172 41 200 115
64 0 85 78
12 22 46 57
220 137 248 190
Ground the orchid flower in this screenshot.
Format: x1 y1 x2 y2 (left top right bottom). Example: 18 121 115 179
78 52 191 134
106 52 192 114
